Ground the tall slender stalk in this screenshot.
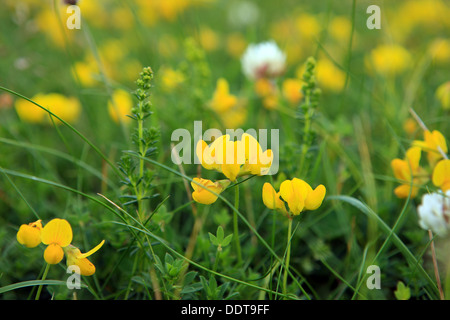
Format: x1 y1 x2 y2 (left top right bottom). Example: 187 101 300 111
282 218 293 296
35 263 50 300
234 184 242 265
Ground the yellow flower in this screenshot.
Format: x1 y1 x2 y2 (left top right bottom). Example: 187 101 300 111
366 44 412 76
254 78 279 110
40 219 73 264
159 67 185 92
262 183 286 213
198 27 219 52
65 240 105 276
108 89 133 124
391 147 427 199
282 78 303 105
436 81 450 110
191 178 230 205
72 61 99 87
263 179 326 216
16 220 43 248
15 93 81 125
209 78 238 113
432 159 450 192
196 134 273 181
413 130 448 168
316 58 346 92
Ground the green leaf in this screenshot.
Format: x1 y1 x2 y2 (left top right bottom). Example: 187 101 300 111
222 234 233 247
0 280 87 294
394 281 411 300
216 226 224 243
209 233 219 246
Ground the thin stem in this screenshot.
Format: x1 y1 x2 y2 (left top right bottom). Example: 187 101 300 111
234 183 242 265
429 230 445 300
283 217 293 296
35 263 50 300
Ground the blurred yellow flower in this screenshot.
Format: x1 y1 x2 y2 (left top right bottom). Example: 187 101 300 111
329 16 352 43
16 220 43 248
263 178 326 216
366 44 412 76
429 39 450 65
209 78 238 113
15 93 81 125
254 78 279 110
196 133 273 181
413 130 448 168
198 27 219 52
391 147 427 199
65 240 105 276
226 33 247 58
403 118 418 136
191 178 230 205
159 67 185 92
436 81 450 110
296 13 321 41
108 89 133 124
282 78 303 105
40 219 73 265
72 61 99 87
35 8 73 48
315 59 346 92
432 159 450 192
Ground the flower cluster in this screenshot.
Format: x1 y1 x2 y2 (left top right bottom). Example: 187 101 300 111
191 133 273 204
16 218 104 276
262 178 326 218
391 129 448 199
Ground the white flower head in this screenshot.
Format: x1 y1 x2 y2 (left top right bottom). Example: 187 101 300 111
241 41 286 80
417 191 450 236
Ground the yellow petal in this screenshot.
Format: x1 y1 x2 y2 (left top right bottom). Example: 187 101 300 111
41 218 73 247
432 159 450 191
394 184 418 199
66 246 97 276
305 184 326 210
280 179 304 215
221 163 241 181
44 243 64 264
262 182 284 211
191 178 227 205
78 240 105 259
16 221 42 248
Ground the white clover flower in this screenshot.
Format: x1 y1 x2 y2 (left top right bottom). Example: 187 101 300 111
241 41 286 80
417 191 450 236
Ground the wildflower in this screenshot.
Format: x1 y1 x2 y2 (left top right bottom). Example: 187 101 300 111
72 61 99 87
436 81 450 110
315 58 346 92
209 78 238 113
413 130 448 168
391 146 427 198
108 89 133 124
159 67 185 92
254 78 279 110
40 218 73 264
226 33 247 58
65 240 105 276
403 118 418 136
329 16 352 43
282 78 303 105
241 41 286 80
191 178 230 205
417 191 450 236
196 133 273 181
16 220 43 248
366 44 412 76
15 93 81 125
432 159 450 192
263 178 326 216
198 27 219 52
